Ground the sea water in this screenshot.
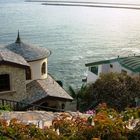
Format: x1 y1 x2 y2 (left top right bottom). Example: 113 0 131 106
1 0 140 89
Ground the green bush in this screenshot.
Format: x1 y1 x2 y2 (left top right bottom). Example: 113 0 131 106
0 105 12 111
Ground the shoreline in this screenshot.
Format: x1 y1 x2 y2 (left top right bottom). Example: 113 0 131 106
25 0 140 6
42 3 140 10
25 0 140 10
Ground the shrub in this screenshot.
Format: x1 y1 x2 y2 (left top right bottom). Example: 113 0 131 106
91 73 140 111
127 121 140 140
0 105 12 111
0 104 139 140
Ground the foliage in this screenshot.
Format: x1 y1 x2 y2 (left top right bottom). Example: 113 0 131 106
0 105 12 111
0 118 60 140
127 121 140 140
52 104 140 140
121 107 140 121
94 103 127 139
69 73 140 112
69 84 93 111
52 113 95 140
92 73 140 111
0 104 139 140
69 84 90 111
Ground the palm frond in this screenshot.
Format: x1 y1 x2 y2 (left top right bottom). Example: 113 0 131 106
68 86 77 98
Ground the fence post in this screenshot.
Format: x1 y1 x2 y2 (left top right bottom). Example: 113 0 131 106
2 99 4 106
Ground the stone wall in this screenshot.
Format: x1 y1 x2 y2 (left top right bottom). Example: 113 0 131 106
0 111 87 128
65 100 77 111
0 65 27 101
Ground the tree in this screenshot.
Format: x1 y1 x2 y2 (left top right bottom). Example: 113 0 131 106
92 73 140 111
69 84 93 112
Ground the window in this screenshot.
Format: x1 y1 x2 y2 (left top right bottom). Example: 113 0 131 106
110 64 113 68
0 74 10 92
41 62 46 75
26 68 31 80
90 66 98 75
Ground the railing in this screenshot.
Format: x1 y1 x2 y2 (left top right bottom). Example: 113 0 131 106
0 98 64 112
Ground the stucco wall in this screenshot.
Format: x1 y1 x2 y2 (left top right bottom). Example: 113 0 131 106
102 64 110 73
105 62 135 75
87 71 98 83
28 58 48 80
65 100 77 111
87 61 140 84
0 65 27 101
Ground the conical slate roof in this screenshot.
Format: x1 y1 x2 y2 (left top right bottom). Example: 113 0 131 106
5 32 51 62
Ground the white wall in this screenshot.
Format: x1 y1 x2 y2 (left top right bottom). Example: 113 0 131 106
110 62 121 73
98 65 102 76
87 61 140 84
101 62 121 74
102 64 110 74
109 62 136 76
87 71 99 83
101 62 124 73
28 58 48 80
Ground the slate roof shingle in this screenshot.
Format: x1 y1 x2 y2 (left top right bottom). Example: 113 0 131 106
0 47 29 67
5 38 51 62
26 74 73 103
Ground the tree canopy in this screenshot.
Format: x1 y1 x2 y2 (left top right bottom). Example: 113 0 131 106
70 73 140 112
91 73 140 111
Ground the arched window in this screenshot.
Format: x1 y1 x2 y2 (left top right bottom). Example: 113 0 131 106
26 68 31 80
41 62 46 75
0 74 10 92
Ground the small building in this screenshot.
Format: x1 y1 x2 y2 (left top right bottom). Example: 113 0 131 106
0 32 73 111
85 56 140 83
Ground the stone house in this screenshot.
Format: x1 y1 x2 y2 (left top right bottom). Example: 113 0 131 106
0 32 73 111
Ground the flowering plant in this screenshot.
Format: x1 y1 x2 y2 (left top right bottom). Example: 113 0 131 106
0 103 139 140
86 109 96 115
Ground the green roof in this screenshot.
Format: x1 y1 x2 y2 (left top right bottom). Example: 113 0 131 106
118 56 140 72
86 56 140 73
85 58 117 67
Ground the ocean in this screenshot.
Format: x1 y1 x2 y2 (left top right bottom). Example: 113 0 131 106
1 0 140 89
